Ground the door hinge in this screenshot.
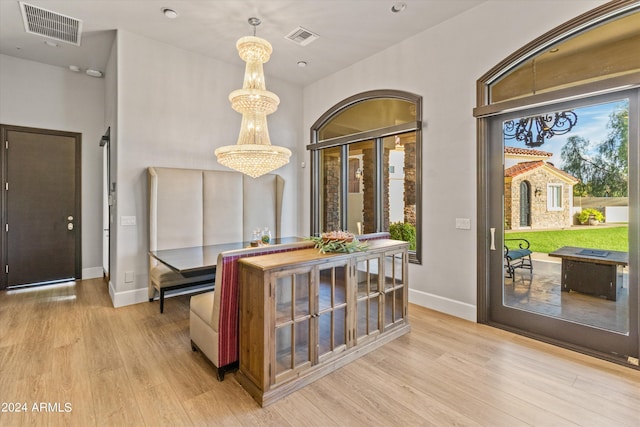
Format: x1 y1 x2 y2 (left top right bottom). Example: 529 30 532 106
5 182 7 191
5 140 8 149
5 265 8 274
5 224 7 232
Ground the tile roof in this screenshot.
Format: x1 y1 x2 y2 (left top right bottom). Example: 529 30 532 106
504 160 579 183
505 146 553 157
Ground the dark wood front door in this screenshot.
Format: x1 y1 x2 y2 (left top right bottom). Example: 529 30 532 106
1 125 81 289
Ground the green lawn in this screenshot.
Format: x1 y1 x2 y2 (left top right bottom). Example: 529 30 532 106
505 225 628 253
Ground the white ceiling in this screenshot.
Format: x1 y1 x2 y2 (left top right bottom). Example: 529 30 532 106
0 0 486 86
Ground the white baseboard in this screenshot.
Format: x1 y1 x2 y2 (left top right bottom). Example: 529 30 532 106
409 288 477 322
82 266 104 280
110 285 148 308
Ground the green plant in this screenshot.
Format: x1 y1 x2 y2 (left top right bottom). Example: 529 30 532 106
577 208 604 224
389 222 416 250
308 234 368 254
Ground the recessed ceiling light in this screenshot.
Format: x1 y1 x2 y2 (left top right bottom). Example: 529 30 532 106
44 40 59 48
391 2 407 13
297 61 308 68
69 65 81 72
549 48 560 53
162 7 178 19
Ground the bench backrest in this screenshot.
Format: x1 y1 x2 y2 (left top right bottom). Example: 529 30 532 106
148 167 284 253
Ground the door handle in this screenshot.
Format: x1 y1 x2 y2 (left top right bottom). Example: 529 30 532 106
490 228 496 251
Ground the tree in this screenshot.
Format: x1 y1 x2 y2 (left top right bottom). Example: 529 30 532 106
592 105 628 196
560 135 592 196
560 102 628 197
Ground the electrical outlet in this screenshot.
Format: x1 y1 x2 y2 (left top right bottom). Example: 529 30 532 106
124 271 134 283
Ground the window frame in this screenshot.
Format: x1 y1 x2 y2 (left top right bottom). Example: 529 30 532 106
308 90 423 264
547 183 563 211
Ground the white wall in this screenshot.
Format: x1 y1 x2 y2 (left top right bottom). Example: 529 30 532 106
0 54 105 279
110 30 303 306
300 0 605 321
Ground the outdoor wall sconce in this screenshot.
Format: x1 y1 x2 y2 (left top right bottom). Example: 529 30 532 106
535 188 542 197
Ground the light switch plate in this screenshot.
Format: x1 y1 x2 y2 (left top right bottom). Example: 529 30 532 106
455 218 471 230
121 215 136 226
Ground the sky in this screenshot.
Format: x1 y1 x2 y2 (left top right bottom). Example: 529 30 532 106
503 98 628 169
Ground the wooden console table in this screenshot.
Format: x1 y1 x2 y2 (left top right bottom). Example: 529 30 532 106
549 246 628 301
236 239 410 406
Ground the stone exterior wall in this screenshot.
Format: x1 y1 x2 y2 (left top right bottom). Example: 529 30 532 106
508 169 573 230
323 155 341 232
403 141 416 226
504 178 513 230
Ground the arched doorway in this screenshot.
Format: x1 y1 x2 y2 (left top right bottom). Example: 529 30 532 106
519 181 531 227
476 2 639 365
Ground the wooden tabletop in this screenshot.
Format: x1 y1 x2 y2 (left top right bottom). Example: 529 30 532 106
548 246 628 266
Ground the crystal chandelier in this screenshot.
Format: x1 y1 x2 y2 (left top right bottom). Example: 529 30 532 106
215 17 291 178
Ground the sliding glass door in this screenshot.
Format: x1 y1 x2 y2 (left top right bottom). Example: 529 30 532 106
487 89 638 360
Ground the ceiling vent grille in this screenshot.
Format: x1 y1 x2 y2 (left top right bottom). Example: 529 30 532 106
20 2 83 46
285 27 319 46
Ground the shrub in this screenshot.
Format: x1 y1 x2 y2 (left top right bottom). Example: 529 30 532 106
389 222 416 250
577 208 604 224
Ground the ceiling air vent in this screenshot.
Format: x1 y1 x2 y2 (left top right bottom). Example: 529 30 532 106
20 2 83 46
285 27 319 46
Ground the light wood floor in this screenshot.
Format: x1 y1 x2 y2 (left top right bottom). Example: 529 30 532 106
1 278 639 426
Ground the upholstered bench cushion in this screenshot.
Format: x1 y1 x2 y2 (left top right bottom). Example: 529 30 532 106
190 291 216 327
506 249 532 260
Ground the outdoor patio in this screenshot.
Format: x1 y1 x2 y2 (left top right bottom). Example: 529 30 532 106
504 254 629 333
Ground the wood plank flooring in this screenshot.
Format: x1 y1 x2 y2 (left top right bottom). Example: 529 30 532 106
1 278 639 426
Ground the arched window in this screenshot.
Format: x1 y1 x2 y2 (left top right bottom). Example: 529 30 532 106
308 90 422 263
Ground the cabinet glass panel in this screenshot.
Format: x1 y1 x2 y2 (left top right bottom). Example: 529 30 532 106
275 325 292 375
318 264 348 358
356 256 381 339
356 257 380 297
384 252 405 291
384 251 406 327
275 275 293 325
294 272 311 318
294 319 311 366
275 271 313 376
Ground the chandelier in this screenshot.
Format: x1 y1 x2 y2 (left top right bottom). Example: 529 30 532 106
215 17 291 178
503 111 578 147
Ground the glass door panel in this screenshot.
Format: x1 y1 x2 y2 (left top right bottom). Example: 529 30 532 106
489 89 638 360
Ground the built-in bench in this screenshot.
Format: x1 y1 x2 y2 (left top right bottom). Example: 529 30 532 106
147 167 284 312
504 238 533 278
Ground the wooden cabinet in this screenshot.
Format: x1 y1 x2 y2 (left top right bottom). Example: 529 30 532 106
237 239 410 406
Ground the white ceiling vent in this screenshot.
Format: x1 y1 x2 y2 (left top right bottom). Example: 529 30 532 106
285 27 319 46
20 2 83 46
